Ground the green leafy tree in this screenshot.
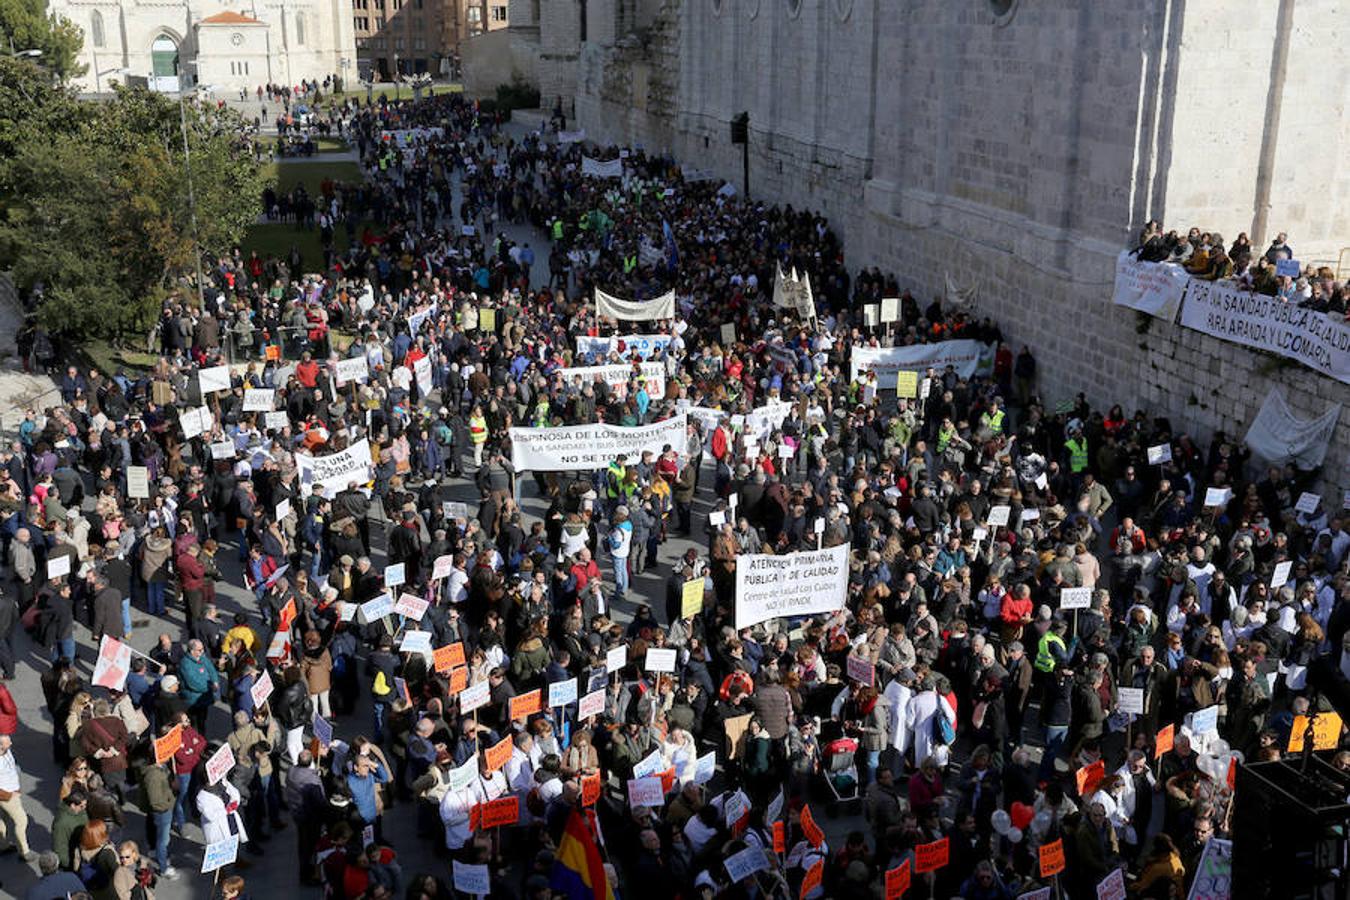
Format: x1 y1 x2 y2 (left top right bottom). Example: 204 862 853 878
0 84 264 342
0 0 85 80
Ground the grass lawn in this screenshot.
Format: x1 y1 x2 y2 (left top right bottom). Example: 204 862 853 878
314 136 350 153
83 339 159 376
261 159 363 195
239 223 329 269
322 82 463 106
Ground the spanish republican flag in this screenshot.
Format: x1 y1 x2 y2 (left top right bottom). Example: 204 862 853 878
551 808 617 900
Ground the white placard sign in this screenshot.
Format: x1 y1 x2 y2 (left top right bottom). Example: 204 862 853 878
724 844 769 882
385 563 406 588
632 748 664 779
606 645 628 673
264 411 290 432
274 499 291 522
198 365 231 395
1270 560 1293 589
412 356 433 395
205 742 236 785
1147 443 1173 465
627 776 665 808
394 593 429 621
645 648 677 673
295 439 373 498
242 389 275 411
210 440 236 460
548 678 578 708
694 751 716 784
578 688 605 719
881 296 901 323
335 356 370 385
987 506 1011 527
399 630 433 654
458 679 491 714
452 861 491 896
127 466 150 499
1295 492 1322 515
1203 487 1231 508
46 554 71 580
359 593 395 623
250 670 274 707
1110 251 1190 321
201 835 239 873
735 544 850 629
1059 587 1092 610
509 416 687 473
1116 687 1145 716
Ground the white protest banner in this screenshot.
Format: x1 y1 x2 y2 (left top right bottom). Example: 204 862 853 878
360 593 395 623
1295 492 1322 515
581 156 624 179
606 645 628 673
1097 868 1127 900
407 302 438 336
1189 706 1219 735
987 506 1011 527
627 776 665 809
432 554 454 580
264 411 290 432
1147 443 1173 465
595 288 675 322
210 440 236 460
201 835 239 874
1111 251 1189 321
744 401 793 443
575 334 673 360
92 635 133 690
198 365 231 395
694 751 717 784
735 544 849 629
1187 837 1231 900
1059 587 1092 610
509 415 687 473
295 439 372 497
394 593 429 621
548 678 578 708
400 630 433 654
243 389 275 411
250 670 274 707
385 563 406 588
205 742 235 786
1204 487 1232 508
724 844 769 882
335 356 370 386
1117 687 1145 716
556 361 666 400
556 129 586 144
1270 560 1293 590
1244 387 1341 469
633 749 665 779
127 466 150 499
413 356 433 396
459 679 491 714
46 554 71 580
646 648 678 673
850 340 986 387
881 297 901 323
1181 278 1350 383
578 688 606 719
452 861 491 895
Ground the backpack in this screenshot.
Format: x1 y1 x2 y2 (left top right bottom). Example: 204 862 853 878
373 670 391 697
933 701 956 745
78 847 113 890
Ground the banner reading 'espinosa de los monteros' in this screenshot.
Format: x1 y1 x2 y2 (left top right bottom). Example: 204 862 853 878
735 543 850 629
509 415 687 472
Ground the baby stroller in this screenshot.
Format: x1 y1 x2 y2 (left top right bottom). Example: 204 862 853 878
822 735 862 816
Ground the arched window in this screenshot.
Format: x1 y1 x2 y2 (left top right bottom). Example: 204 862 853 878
151 36 179 77
91 10 106 48
295 13 306 46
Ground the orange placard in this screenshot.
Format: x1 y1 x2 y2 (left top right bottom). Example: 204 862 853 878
581 771 601 807
772 820 785 854
799 858 823 900
1039 837 1066 877
509 689 543 721
474 796 520 830
659 767 677 795
800 803 824 847
885 860 911 899
1288 712 1344 752
1076 759 1106 797
1155 723 1174 759
1226 756 1237 791
265 345 281 362
914 837 949 874
447 667 468 695
154 724 183 765
278 597 297 632
434 642 466 673
484 735 513 772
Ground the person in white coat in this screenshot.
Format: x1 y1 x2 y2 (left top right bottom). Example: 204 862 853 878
883 670 915 758
196 780 248 846
906 678 955 770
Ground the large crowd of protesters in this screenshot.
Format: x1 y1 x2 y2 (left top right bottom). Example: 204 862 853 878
2 87 1344 900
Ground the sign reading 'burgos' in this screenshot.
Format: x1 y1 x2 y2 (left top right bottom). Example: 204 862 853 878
734 544 850 628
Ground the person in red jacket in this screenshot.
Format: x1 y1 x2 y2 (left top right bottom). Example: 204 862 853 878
176 543 208 638
0 683 18 735
294 351 321 390
999 583 1035 646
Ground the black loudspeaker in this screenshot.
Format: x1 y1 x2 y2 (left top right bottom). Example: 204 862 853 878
730 112 749 145
1233 757 1350 899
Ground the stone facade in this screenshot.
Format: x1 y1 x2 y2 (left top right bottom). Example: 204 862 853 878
54 0 357 93
562 0 1349 493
